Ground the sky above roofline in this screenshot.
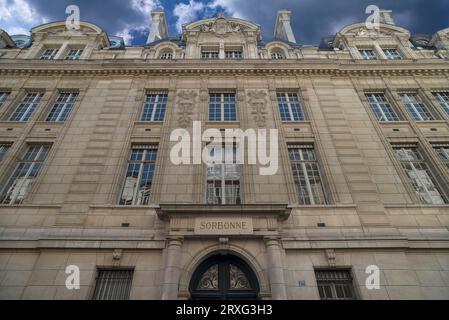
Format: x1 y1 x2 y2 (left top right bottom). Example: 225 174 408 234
1 0 448 46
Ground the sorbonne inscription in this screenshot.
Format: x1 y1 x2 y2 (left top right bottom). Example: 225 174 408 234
194 218 254 235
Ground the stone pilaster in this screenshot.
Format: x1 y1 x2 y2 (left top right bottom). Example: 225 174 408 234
161 236 184 300
264 236 287 300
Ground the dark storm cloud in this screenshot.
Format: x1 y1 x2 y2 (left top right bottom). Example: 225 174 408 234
1 0 448 45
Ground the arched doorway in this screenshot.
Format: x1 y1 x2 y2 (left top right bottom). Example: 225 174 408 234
189 254 260 300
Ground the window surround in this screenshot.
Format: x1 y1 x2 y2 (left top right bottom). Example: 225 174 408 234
382 47 403 60
205 142 242 205
8 91 44 122
119 144 158 206
288 144 328 205
45 91 79 122
0 144 51 205
277 91 306 122
208 91 238 122
364 92 401 122
358 48 378 60
39 47 60 60
201 47 220 60
392 143 448 205
64 47 85 60
398 91 435 121
139 91 168 122
270 49 286 60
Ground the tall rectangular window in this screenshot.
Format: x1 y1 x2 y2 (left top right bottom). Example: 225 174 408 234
209 92 237 121
365 93 400 122
206 143 241 205
40 48 59 60
91 269 134 300
0 144 12 161
394 146 447 204
289 145 327 205
140 92 168 122
400 93 433 121
65 49 83 60
202 50 219 60
277 92 305 121
359 49 377 60
0 145 50 204
316 269 356 300
0 92 9 109
46 92 78 122
10 93 44 122
119 145 158 206
383 48 402 60
433 92 449 116
434 144 449 173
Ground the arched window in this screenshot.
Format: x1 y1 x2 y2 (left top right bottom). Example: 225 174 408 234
189 254 260 300
159 50 173 60
271 50 286 60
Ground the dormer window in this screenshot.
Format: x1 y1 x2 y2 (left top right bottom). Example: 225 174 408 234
202 50 219 60
359 49 377 60
65 49 83 60
40 48 59 60
160 51 173 60
271 51 285 60
383 48 402 60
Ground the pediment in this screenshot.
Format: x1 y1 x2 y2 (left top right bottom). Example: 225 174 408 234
184 16 260 38
32 21 104 36
338 22 410 38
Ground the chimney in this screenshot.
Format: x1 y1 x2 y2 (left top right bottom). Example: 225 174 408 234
147 9 168 44
274 10 297 43
379 9 395 25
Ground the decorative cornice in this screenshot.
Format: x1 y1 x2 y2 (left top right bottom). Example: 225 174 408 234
1 59 449 77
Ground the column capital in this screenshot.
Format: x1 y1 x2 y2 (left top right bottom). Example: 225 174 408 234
166 236 184 248
264 236 282 247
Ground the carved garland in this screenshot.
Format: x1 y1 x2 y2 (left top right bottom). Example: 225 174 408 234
247 89 268 127
176 90 198 128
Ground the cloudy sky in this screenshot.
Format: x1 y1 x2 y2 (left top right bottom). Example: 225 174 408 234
0 0 448 45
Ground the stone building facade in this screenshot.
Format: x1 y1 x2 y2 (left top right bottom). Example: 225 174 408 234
0 9 449 300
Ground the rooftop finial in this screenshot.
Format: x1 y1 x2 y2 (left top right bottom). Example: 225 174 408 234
274 10 297 43
147 9 168 44
379 9 395 25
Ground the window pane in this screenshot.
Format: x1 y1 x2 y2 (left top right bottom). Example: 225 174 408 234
0 144 12 161
394 147 447 204
206 144 241 205
289 146 326 205
365 93 399 122
434 146 449 173
400 93 433 121
46 92 78 122
209 93 237 121
383 48 402 60
316 270 355 300
65 49 83 60
40 48 59 60
10 93 43 122
141 93 168 121
119 146 158 206
0 92 9 109
0 145 50 204
92 269 134 300
359 49 377 60
277 92 305 121
433 92 449 116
